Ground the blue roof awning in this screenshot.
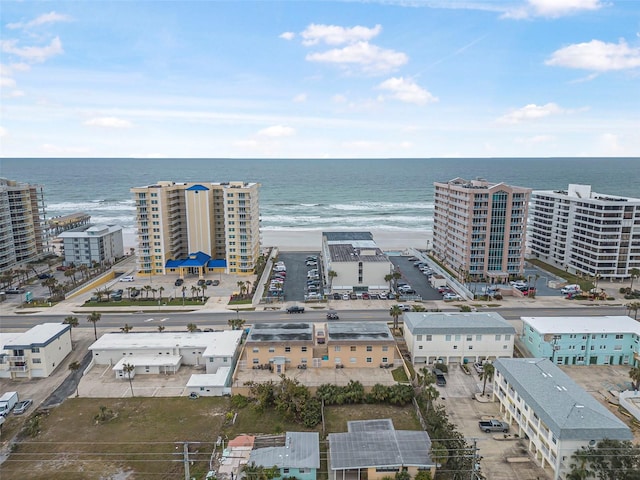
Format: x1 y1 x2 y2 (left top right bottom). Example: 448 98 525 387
165 251 214 269
207 259 227 268
186 184 209 191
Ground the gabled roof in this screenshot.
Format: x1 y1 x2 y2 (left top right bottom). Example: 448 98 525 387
328 419 433 470
186 184 209 191
250 432 320 470
165 251 226 269
494 358 632 441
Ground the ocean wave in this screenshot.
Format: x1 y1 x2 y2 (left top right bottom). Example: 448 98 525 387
263 201 434 212
47 200 135 212
261 214 432 224
261 225 432 233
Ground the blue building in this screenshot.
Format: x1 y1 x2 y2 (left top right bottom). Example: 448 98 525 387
249 431 320 480
521 316 640 366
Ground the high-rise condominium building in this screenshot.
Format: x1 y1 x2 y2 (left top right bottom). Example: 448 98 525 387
529 184 640 280
433 177 531 282
131 181 260 276
0 178 46 271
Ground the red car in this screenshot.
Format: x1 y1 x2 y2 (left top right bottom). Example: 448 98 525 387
56 265 69 271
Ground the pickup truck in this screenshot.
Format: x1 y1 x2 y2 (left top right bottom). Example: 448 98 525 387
478 419 509 433
286 306 305 314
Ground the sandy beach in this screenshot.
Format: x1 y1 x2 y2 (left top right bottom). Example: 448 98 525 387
124 229 432 253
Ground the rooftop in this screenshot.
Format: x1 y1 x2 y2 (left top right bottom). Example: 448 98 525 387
247 323 313 342
3 323 71 349
404 312 515 335
186 368 233 388
522 316 640 335
89 330 243 357
494 358 632 441
327 322 393 342
249 432 320 470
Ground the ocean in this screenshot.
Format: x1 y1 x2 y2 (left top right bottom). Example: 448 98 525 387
1 157 639 242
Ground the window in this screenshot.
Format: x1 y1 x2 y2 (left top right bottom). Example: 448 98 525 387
252 359 259 364
366 346 372 352
366 357 372 363
455 335 461 341
285 347 291 353
468 345 473 350
445 334 452 341
476 335 482 341
350 357 356 363
335 346 341 352
31 347 40 353
32 358 42 364
382 357 388 363
616 334 624 339
417 334 422 341
382 346 388 352
453 345 458 350
269 347 275 353
466 335 473 341
426 335 432 341
418 345 423 350
505 334 511 341
495 334 501 341
351 346 356 352
301 346 307 352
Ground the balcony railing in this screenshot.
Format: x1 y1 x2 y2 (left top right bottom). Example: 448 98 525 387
10 365 29 372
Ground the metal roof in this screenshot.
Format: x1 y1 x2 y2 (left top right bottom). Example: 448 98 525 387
522 316 640 335
328 419 433 470
3 323 71 349
403 312 515 335
247 323 313 342
323 232 374 242
327 322 393 341
494 358 632 441
249 432 320 470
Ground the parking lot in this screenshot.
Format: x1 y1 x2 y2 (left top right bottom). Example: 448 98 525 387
389 255 448 301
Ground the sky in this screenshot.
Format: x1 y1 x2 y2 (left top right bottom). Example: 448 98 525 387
1 0 639 159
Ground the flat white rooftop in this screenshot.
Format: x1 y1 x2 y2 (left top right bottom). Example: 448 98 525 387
113 355 181 369
90 330 243 358
3 323 70 349
186 367 232 387
522 316 640 335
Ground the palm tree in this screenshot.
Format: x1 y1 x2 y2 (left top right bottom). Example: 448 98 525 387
237 281 246 297
120 323 133 333
228 318 246 330
200 284 207 301
143 285 152 299
186 323 199 332
87 311 101 340
480 362 495 395
68 361 81 397
328 270 337 289
384 273 394 292
389 305 403 331
158 325 165 333
629 267 640 292
123 363 135 397
627 301 640 320
190 285 198 299
629 366 640 391
63 316 79 342
158 286 165 302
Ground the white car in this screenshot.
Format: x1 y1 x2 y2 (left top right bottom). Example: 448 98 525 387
378 292 387 300
443 293 462 301
119 276 134 282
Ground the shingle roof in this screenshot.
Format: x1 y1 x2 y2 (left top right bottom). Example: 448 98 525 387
494 358 632 441
403 312 515 335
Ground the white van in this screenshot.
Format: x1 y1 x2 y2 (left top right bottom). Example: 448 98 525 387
119 275 135 282
561 284 581 294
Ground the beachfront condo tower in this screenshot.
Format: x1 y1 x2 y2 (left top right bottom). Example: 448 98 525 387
131 181 261 277
0 178 47 271
529 184 640 281
433 177 531 283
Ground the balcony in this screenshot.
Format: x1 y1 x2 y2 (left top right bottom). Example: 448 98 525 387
10 365 29 372
8 355 25 362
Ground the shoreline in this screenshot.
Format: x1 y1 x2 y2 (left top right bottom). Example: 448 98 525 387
123 229 432 253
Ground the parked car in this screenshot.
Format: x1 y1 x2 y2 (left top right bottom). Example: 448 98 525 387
561 284 581 295
473 362 484 374
56 265 70 271
205 279 213 286
333 293 341 300
197 279 206 286
174 278 184 286
478 419 509 433
38 273 52 279
342 293 350 300
286 305 305 314
5 288 25 294
130 289 140 298
443 293 462 301
378 292 387 300
392 304 411 312
432 368 447 386
119 275 134 282
13 399 33 415
211 280 220 286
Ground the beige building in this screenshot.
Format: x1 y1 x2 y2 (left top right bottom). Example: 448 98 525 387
0 323 72 379
242 322 398 373
529 184 640 280
0 178 47 271
130 181 260 276
433 177 531 282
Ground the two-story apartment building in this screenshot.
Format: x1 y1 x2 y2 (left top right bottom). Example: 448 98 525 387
529 184 640 281
521 316 640 367
0 323 72 379
403 312 515 365
493 358 632 480
321 232 392 294
242 322 397 372
328 419 436 480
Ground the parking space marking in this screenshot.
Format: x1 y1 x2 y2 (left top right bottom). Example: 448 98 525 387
144 318 155 322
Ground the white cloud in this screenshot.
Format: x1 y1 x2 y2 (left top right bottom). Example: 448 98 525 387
301 24 382 46
0 37 63 63
377 77 438 105
279 31 295 41
292 93 307 103
0 77 16 88
0 126 7 138
598 133 624 154
84 117 133 128
42 143 90 155
332 94 347 103
6 90 25 98
306 41 408 75
515 135 556 145
546 39 640 71
497 103 565 123
7 11 72 29
257 125 295 137
503 0 604 19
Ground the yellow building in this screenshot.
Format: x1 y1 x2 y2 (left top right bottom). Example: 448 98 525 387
242 322 398 373
130 181 260 276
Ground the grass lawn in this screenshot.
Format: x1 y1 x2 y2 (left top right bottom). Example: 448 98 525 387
1 397 419 480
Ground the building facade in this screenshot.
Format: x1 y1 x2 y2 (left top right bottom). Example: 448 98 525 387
403 312 515 365
58 224 124 266
321 232 392 294
130 181 260 276
0 178 47 270
493 358 632 480
529 184 640 280
0 323 72 379
433 177 531 282
242 322 397 372
522 316 640 367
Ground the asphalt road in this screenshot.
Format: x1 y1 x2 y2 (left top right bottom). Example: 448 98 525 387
0 305 628 330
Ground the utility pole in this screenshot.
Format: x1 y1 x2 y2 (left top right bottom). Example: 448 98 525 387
470 437 481 480
183 442 190 480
